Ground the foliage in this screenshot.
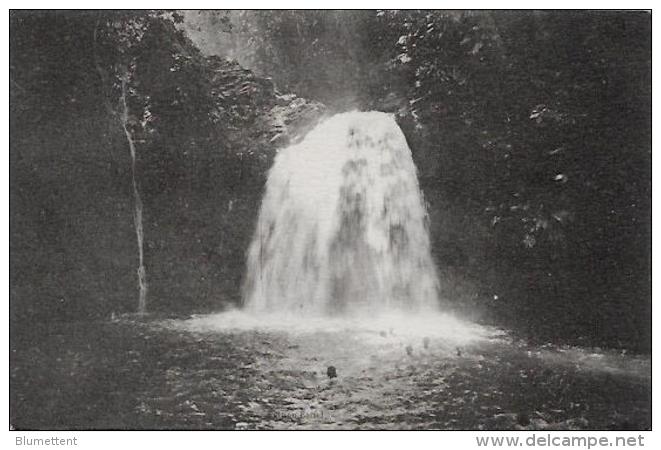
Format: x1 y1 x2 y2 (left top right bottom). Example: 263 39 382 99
10 10 651 351
192 10 651 351
10 10 325 322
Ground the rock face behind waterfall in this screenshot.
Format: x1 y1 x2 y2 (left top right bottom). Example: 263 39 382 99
243 111 441 316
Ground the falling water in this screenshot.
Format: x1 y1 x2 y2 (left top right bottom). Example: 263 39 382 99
243 111 441 317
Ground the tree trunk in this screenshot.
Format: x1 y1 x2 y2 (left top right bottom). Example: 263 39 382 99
93 22 148 313
119 72 148 314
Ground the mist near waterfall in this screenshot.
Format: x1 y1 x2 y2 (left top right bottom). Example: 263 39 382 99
180 111 494 345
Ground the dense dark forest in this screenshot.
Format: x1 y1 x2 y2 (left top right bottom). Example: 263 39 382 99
11 10 650 353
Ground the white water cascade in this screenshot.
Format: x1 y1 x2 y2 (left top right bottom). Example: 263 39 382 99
243 111 442 317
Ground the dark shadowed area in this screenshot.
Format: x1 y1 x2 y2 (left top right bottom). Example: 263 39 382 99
10 10 651 430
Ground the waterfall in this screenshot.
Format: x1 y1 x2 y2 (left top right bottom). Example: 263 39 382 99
243 111 441 316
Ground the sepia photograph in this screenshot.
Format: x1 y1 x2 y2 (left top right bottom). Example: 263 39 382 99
8 7 652 434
